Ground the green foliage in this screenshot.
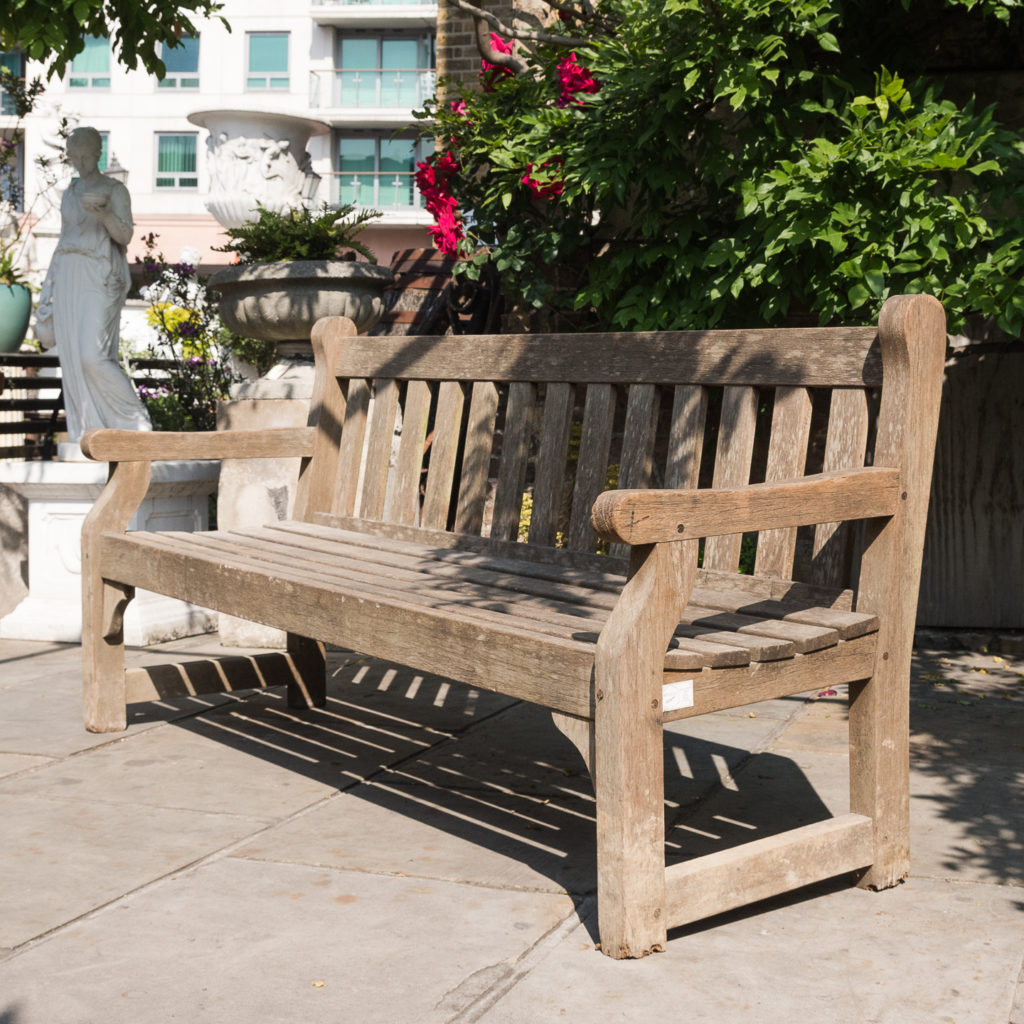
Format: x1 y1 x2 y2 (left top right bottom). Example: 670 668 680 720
214 203 381 265
420 0 1024 335
1 0 227 80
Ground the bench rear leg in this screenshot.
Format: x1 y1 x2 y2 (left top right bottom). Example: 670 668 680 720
848 649 911 890
285 633 327 708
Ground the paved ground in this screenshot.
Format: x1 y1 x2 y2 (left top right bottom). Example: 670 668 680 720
0 630 1020 1023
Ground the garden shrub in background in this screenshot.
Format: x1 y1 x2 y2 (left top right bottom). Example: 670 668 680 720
417 0 1024 334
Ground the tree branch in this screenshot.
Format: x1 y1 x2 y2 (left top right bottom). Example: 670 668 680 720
449 0 591 50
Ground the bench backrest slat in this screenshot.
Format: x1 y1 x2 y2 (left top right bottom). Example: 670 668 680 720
334 378 371 518
361 377 400 521
567 383 616 552
420 380 465 531
455 381 500 535
329 329 882 387
702 385 760 573
529 382 575 547
388 379 432 525
491 381 537 542
304 311 931 600
755 386 815 578
811 387 872 588
665 384 708 490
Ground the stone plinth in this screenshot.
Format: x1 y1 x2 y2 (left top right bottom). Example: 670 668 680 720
216 390 309 649
0 459 220 645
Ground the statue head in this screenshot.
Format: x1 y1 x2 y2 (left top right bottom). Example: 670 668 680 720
67 126 103 162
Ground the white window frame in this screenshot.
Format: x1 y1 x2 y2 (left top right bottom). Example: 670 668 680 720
335 132 427 209
158 36 200 89
333 32 435 108
246 32 290 90
69 36 111 89
154 132 199 190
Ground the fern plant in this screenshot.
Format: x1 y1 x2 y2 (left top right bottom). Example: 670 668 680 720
215 203 381 265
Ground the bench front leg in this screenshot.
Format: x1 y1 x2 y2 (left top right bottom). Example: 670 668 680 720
82 460 152 732
593 539 698 958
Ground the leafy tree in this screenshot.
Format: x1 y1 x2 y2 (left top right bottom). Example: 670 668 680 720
419 0 1024 334
1 0 227 80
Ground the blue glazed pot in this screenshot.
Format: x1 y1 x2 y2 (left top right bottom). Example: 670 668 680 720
0 283 32 353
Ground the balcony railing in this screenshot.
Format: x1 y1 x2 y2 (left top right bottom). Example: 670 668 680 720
309 67 436 109
326 170 425 210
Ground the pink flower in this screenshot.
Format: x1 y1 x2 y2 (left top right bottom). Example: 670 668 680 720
450 99 467 116
557 52 599 108
481 33 515 91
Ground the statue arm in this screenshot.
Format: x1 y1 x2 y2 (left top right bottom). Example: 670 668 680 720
97 182 133 247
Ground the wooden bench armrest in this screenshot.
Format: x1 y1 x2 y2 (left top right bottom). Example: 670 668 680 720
591 467 902 546
80 427 316 463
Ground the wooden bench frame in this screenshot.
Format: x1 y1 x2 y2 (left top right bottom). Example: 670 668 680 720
80 293 946 958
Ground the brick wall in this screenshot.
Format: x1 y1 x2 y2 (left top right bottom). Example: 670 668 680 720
437 0 553 93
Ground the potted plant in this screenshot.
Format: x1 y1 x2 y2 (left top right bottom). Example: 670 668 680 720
207 203 395 343
0 66 45 353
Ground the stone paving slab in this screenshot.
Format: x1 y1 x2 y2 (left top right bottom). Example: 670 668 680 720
470 879 1022 1024
0 857 575 1024
0 634 1020 1024
0 791 271 950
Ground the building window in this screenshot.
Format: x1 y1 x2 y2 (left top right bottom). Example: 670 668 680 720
247 33 289 90
155 133 198 189
1 52 25 115
97 131 109 172
333 34 434 108
336 134 425 208
159 36 199 89
70 36 111 89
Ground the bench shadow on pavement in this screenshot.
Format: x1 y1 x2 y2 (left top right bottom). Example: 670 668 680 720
148 650 851 937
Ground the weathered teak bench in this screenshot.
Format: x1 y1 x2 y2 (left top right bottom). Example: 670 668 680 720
80 293 946 959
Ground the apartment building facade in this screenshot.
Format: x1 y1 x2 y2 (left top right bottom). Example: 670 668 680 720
3 0 438 271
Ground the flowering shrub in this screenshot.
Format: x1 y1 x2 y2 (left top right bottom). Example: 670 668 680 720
417 0 1024 335
135 237 242 431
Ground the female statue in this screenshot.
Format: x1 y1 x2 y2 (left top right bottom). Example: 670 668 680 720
37 126 151 446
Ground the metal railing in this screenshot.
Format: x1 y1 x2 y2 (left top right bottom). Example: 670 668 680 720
323 170 425 210
0 353 175 460
309 67 436 109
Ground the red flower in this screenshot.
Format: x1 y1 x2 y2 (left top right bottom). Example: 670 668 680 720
416 152 465 256
521 159 564 200
557 52 599 108
481 33 515 91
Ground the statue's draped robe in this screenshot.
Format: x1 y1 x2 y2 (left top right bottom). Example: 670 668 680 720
49 179 151 442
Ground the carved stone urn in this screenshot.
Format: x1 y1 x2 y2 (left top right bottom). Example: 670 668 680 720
209 259 394 342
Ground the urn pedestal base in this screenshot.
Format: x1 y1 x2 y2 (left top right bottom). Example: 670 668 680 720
0 459 220 645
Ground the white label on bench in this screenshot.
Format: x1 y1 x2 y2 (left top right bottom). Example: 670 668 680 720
662 679 694 712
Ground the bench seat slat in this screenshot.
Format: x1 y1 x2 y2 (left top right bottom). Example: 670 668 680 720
98 531 596 717
261 522 866 651
677 606 839 654
216 529 754 670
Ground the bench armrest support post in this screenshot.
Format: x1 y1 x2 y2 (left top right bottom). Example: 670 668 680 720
593 538 699 957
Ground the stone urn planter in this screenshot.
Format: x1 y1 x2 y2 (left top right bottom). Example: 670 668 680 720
209 259 394 342
0 283 32 353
